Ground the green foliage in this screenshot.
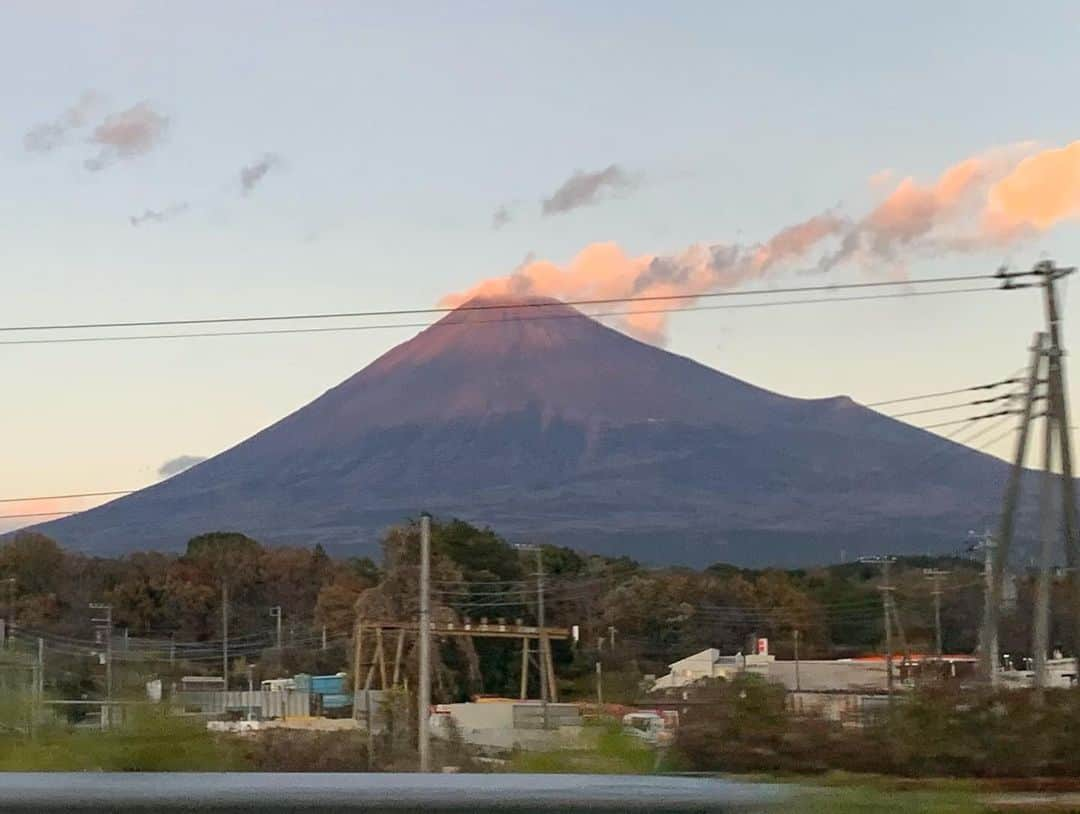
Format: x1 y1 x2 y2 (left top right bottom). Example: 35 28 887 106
184 532 262 580
0 710 244 771
509 720 654 775
0 524 995 708
434 519 524 583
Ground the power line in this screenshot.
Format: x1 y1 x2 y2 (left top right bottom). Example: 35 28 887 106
866 377 1018 408
0 509 76 521
0 285 999 347
0 489 135 505
0 274 998 335
885 391 1017 419
918 409 1019 431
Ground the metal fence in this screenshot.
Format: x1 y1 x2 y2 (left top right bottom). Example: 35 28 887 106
176 690 311 718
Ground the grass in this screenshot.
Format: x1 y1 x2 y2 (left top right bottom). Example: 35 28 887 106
0 710 245 772
508 722 656 774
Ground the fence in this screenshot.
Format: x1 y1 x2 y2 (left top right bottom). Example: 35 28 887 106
176 690 311 718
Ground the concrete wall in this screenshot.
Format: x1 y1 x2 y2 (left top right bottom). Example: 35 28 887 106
430 702 584 751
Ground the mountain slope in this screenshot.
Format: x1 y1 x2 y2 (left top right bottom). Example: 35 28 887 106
31 297 1027 566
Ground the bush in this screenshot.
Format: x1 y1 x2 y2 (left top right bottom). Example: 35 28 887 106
670 678 1080 778
243 730 371 772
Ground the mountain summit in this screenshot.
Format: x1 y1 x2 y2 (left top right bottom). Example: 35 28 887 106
32 298 1021 565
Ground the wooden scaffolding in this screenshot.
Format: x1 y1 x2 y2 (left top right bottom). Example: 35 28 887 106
352 618 569 701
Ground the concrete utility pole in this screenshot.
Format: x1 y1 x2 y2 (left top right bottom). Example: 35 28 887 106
998 262 1080 678
1038 264 1080 675
984 331 1045 683
793 629 801 692
535 547 550 730
89 603 112 728
515 543 551 727
923 570 950 659
3 578 14 648
977 531 999 686
222 580 229 690
270 606 283 651
881 562 894 699
595 660 603 708
417 513 432 773
37 637 44 698
860 557 896 699
1034 404 1058 691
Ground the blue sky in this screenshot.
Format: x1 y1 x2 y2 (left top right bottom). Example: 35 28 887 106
2 2 1079 530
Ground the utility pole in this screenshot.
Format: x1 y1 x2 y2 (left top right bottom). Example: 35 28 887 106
222 580 229 690
975 531 999 686
270 606 283 651
881 561 894 699
983 330 1044 683
90 603 113 728
516 543 551 728
998 261 1080 675
595 660 603 708
535 547 550 730
321 625 327 651
247 663 255 721
1037 263 1080 675
860 557 896 699
793 629 801 692
3 578 14 648
923 570 950 659
1034 403 1058 691
417 513 432 773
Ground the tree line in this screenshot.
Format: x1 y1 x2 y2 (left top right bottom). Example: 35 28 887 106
0 518 1069 700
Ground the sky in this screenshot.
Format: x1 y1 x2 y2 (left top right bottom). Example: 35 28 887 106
2 1 1080 533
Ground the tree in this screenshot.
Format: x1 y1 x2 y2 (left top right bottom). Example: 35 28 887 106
0 532 65 596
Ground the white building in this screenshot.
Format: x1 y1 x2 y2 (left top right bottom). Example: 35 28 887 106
651 647 775 690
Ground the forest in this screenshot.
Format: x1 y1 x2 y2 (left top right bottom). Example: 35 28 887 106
0 518 1065 702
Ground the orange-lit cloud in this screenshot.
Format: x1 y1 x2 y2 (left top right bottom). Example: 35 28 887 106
445 213 843 343
985 140 1080 236
451 140 1080 343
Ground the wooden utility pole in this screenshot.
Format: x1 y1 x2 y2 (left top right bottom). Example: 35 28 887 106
417 513 432 773
392 629 405 687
